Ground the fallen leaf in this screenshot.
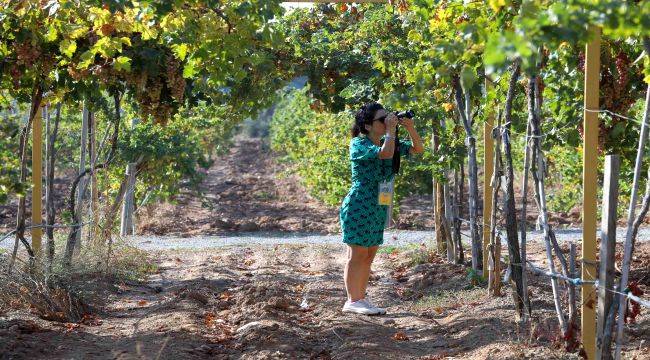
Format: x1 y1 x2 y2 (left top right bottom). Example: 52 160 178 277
393 331 409 341
204 312 216 327
81 314 102 326
137 300 148 306
65 323 80 332
220 291 232 301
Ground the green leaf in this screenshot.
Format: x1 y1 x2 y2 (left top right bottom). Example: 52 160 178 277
93 37 123 58
407 29 422 43
114 56 131 72
78 50 96 69
45 24 58 42
183 59 198 78
610 123 625 139
67 24 88 40
59 39 77 58
172 43 189 61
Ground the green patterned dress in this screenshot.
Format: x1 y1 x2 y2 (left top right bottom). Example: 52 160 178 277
339 136 412 247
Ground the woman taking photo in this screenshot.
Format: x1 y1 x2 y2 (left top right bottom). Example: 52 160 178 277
340 102 424 315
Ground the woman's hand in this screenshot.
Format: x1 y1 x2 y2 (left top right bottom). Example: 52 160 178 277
385 113 398 135
401 116 425 155
398 117 415 129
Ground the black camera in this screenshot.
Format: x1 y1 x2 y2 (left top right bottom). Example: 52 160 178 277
395 110 415 119
389 110 414 175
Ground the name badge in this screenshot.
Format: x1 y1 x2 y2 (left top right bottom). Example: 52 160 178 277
378 178 395 206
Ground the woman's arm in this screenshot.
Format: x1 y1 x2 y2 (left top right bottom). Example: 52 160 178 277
378 114 398 159
400 118 425 155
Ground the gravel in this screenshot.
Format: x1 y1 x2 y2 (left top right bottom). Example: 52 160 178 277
124 227 650 251
2 227 649 252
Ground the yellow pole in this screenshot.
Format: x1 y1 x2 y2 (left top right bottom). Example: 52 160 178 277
582 26 601 360
31 105 44 258
482 78 494 278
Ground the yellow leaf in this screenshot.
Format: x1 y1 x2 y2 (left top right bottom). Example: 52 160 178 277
489 0 507 12
436 7 450 22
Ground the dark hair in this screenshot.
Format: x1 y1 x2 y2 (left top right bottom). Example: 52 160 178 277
351 102 384 137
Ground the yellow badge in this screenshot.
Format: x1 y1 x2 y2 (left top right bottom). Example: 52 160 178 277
378 179 394 206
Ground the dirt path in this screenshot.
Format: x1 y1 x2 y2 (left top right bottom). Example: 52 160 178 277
137 137 342 236
2 242 648 359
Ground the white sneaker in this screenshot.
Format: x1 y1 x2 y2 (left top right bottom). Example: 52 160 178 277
362 299 387 315
342 299 380 315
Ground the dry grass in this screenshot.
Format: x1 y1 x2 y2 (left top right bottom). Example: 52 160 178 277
413 287 487 310
0 239 158 323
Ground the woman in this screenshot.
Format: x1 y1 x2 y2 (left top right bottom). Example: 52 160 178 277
340 102 424 315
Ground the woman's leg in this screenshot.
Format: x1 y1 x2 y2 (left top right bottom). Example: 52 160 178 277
360 245 379 297
344 244 369 302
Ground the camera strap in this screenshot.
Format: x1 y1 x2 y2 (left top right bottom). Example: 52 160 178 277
392 125 401 175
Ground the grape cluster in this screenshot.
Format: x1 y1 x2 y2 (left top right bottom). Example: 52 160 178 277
576 44 639 152
93 63 118 85
165 55 186 102
15 41 41 66
9 64 21 88
67 66 90 81
600 49 635 114
577 52 585 73
614 50 629 96
454 14 469 25
120 52 186 123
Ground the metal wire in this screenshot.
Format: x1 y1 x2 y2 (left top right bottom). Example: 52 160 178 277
0 221 95 244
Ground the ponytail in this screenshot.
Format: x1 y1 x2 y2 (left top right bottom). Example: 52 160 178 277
351 124 361 137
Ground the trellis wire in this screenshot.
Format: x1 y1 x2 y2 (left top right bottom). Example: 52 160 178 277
0 221 96 244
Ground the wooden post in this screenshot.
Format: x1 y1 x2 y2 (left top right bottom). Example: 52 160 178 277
441 119 451 257
89 112 99 244
450 169 460 262
432 118 437 229
432 118 446 253
597 155 620 359
520 78 536 320
488 112 502 297
45 103 53 268
582 26 601 360
483 79 494 279
31 105 44 258
120 118 139 236
74 103 89 252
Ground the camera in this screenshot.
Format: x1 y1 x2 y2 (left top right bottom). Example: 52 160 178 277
395 110 415 119
394 110 415 119
388 110 413 176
